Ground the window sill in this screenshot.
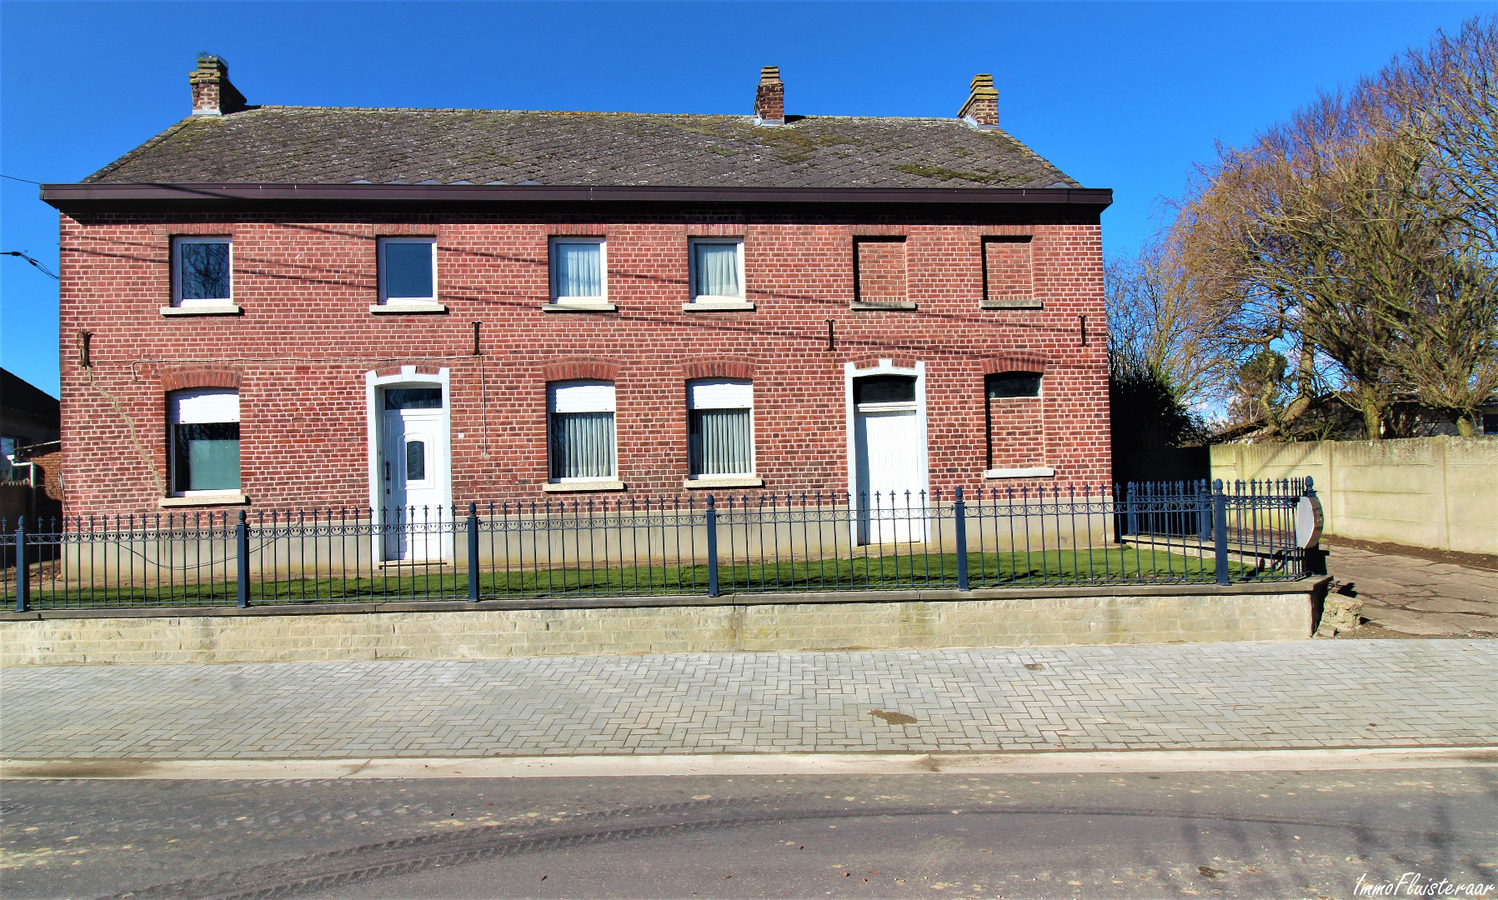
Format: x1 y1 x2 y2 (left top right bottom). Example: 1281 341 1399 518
984 467 1056 480
981 298 1044 310
542 301 617 313
851 301 918 311
370 302 447 315
160 304 243 317
682 300 755 312
542 480 626 493
159 493 249 508
683 475 763 489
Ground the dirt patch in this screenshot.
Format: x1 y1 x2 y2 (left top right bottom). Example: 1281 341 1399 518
1322 536 1498 572
870 710 917 725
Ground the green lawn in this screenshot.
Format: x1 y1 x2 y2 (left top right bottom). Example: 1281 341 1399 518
9 545 1285 610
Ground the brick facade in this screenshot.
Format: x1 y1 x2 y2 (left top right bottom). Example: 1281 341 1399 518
55 207 1108 513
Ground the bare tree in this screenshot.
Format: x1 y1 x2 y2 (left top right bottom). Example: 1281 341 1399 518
1169 16 1498 439
1376 17 1498 434
1104 240 1215 409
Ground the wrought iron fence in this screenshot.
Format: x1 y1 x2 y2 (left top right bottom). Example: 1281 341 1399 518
2 479 1313 611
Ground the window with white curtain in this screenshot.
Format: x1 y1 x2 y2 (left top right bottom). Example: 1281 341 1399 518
548 381 616 481
689 239 745 303
550 238 607 303
169 389 241 494
687 379 753 478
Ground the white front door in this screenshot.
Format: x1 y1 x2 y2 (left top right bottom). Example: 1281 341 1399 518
379 387 447 561
852 374 926 544
855 410 924 543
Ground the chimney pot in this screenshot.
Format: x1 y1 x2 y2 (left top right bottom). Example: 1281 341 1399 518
754 65 784 126
959 73 999 127
190 55 247 117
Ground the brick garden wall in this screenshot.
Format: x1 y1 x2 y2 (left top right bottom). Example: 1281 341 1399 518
58 207 1109 513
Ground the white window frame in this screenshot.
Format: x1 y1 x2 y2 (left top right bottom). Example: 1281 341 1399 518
545 380 620 489
686 379 756 483
377 237 439 306
170 236 234 310
686 238 748 307
167 388 243 500
363 366 454 529
549 237 609 308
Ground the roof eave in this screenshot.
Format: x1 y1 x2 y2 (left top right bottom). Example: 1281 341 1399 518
41 182 1112 211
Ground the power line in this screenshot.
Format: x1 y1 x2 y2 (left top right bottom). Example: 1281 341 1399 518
0 174 42 185
2 251 59 280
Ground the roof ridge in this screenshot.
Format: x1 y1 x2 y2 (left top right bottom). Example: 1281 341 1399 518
245 105 979 124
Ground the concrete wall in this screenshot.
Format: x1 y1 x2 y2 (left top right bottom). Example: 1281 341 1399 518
0 582 1319 666
1211 437 1497 555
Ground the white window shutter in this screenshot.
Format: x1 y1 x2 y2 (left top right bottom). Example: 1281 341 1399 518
688 379 752 410
169 389 240 424
549 380 616 414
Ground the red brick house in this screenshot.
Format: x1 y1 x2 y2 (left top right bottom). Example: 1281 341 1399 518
44 58 1111 549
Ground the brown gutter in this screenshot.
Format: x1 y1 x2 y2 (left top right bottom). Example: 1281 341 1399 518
40 182 1112 210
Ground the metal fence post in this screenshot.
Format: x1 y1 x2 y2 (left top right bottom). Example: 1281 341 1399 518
705 495 720 598
14 516 28 613
236 511 250 608
953 487 969 591
1212 479 1229 585
467 502 480 602
1195 480 1211 542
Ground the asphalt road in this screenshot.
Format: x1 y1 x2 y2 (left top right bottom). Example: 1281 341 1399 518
4 765 1494 900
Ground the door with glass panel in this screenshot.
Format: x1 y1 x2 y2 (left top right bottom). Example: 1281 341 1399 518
379 387 446 561
852 375 926 544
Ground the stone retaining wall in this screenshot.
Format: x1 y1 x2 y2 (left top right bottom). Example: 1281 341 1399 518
0 581 1323 665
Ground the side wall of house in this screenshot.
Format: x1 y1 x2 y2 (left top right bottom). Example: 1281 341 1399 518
57 208 1109 513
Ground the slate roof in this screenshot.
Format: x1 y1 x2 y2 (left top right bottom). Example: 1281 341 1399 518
84 107 1082 190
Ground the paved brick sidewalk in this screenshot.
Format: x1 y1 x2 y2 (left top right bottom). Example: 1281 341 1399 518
3 640 1493 760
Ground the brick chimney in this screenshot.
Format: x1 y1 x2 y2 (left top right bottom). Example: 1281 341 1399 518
958 73 999 127
190 55 247 116
753 66 784 126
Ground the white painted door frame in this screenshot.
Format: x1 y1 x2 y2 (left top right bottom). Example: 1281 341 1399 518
365 366 452 562
844 359 929 544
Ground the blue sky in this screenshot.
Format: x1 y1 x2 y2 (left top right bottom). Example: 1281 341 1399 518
1 1 1488 396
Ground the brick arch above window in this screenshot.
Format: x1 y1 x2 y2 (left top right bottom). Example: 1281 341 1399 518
543 359 620 383
981 353 1049 375
849 356 919 372
374 364 441 378
681 358 755 381
160 367 241 392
